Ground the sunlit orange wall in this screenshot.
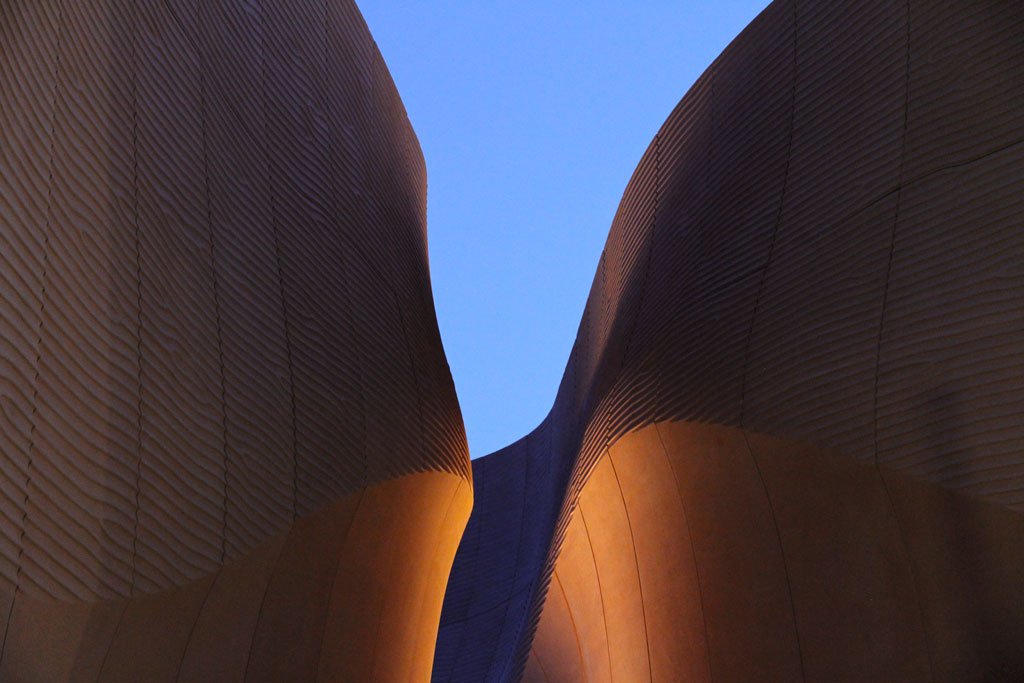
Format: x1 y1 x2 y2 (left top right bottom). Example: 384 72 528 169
0 471 471 682
526 422 1024 682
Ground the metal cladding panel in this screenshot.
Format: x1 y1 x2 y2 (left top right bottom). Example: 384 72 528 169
436 0 1024 680
2 0 1023 679
0 0 470 679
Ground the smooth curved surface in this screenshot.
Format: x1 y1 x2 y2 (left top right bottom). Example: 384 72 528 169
525 422 1024 682
435 0 1024 680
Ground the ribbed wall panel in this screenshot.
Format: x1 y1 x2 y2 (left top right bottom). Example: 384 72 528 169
27 0 140 601
903 0 1024 180
744 0 905 458
436 0 1024 679
746 195 897 459
781 0 905 229
346 253 425 486
263 0 363 514
1 0 468 613
199 0 295 559
878 142 1024 508
133 0 226 591
3 0 1021 675
0 1 59 590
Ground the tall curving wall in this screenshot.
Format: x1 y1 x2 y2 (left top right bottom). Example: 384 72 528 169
433 0 1024 680
4 0 1023 680
0 0 470 680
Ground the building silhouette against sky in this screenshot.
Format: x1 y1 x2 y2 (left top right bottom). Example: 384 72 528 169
1 0 1022 681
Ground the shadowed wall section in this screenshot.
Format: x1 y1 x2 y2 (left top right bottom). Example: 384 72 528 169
0 0 469 679
434 0 1024 680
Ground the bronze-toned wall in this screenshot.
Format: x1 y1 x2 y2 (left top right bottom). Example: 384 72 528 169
434 0 1024 680
524 422 1024 682
3 0 1022 680
0 0 470 679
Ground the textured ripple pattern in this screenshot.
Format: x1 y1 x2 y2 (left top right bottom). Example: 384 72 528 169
434 0 1024 679
0 0 469 611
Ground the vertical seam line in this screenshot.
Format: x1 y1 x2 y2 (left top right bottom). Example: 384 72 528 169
1 0 65 664
552 570 588 681
442 457 486 680
577 504 614 681
129 0 146 598
234 529 293 683
739 0 799 427
255 0 300 522
654 423 715 681
605 451 653 681
194 0 231 566
94 600 131 679
406 479 469 681
741 430 807 682
530 648 552 683
311 489 369 682
321 0 371 490
871 2 937 679
172 574 219 681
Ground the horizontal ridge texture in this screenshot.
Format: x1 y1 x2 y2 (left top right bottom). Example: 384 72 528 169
434 0 1024 680
0 0 469 608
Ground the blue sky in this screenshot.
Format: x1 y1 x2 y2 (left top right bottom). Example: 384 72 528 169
358 1 769 457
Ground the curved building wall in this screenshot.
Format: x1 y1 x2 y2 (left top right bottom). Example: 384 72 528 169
0 0 470 679
524 422 1024 682
434 0 1024 680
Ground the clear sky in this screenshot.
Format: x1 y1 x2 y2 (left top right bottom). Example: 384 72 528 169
358 1 770 458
